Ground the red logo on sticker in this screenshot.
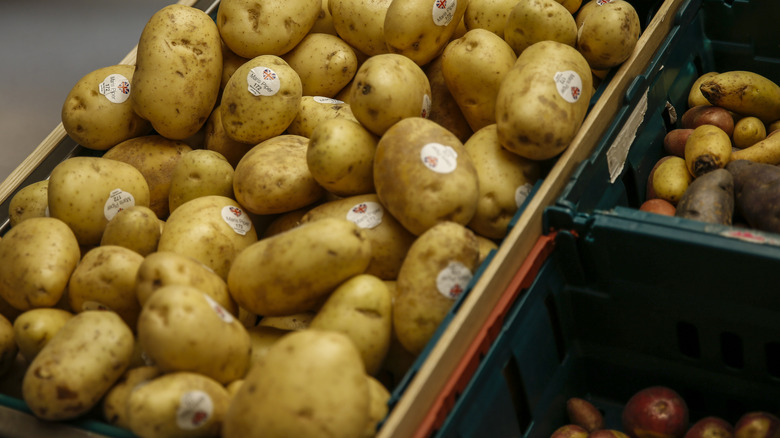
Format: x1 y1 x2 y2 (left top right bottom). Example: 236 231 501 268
118 81 130 94
421 108 428 118
435 0 447 8
192 411 207 425
353 203 368 214
424 156 438 167
727 230 766 243
263 69 276 81
571 86 580 99
450 284 463 297
229 206 242 217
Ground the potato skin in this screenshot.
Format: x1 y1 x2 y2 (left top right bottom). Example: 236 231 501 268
12 308 73 363
282 33 358 97
0 314 17 377
684 124 732 177
8 180 48 228
576 0 640 70
726 159 780 233
22 311 134 421
651 156 692 205
674 168 734 225
329 0 392 56
504 0 577 55
733 116 767 149
663 129 694 158
680 105 735 138
102 365 162 429
100 205 161 256
168 149 235 214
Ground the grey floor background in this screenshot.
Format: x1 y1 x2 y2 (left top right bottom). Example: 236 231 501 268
0 0 178 183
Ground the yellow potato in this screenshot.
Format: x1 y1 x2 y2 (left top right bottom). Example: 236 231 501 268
261 207 310 238
137 284 252 384
348 53 432 136
217 0 321 58
424 54 473 144
495 40 593 160
652 156 693 205
227 217 371 316
0 217 80 311
576 0 641 70
220 55 303 144
168 149 235 214
306 118 378 196
48 156 151 246
476 234 499 264
203 104 254 169
247 325 289 366
61 64 151 150
257 312 316 331
688 71 719 109
126 371 231 438
733 116 768 149
220 42 251 92
102 365 162 429
8 180 48 228
287 95 359 138
504 0 577 55
463 0 517 38
68 245 145 330
310 0 338 36
283 33 359 97
12 308 73 363
373 117 480 235
131 5 222 140
329 0 393 56
22 311 134 421
556 0 582 14
364 375 391 438
234 135 326 215
100 205 161 256
383 0 469 66
684 125 732 177
441 28 518 132
157 195 258 279
0 314 17 377
222 330 370 438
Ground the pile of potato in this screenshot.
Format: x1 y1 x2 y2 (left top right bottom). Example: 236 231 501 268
643 70 780 232
0 0 644 436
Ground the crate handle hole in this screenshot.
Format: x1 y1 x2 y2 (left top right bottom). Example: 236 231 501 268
676 321 701 358
544 292 566 364
720 332 744 369
503 354 532 434
765 342 780 379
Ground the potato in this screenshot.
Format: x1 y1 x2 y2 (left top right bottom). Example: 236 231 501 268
301 194 415 280
374 117 480 235
0 314 17 377
220 55 303 144
247 325 289 365
476 234 499 264
424 54 473 143
684 124 732 177
287 95 359 138
307 118 378 196
652 156 692 205
727 159 780 233
311 0 338 35
675 168 734 225
364 375 390 438
464 124 543 239
102 135 192 219
102 365 162 429
282 33 359 97
463 0 517 38
226 379 245 399
22 311 134 421
639 198 676 216
733 116 767 149
157 195 258 279
383 0 468 66
329 0 393 56
348 53 432 136
730 129 780 165
61 64 151 150
217 0 321 58
48 156 151 246
309 274 393 375
688 72 719 108
228 217 371 316
100 205 161 256
220 42 250 92
0 217 80 311
394 221 480 354
441 28 517 132
504 0 577 55
663 128 694 158
699 71 780 124
8 180 48 227
138 285 251 384
12 308 73 363
261 207 310 238
68 245 144 330
576 0 641 70
131 5 222 140
495 40 592 160
203 104 253 168
566 397 604 433
168 149 235 214
680 105 735 138
126 372 231 438
257 312 316 331
222 330 370 438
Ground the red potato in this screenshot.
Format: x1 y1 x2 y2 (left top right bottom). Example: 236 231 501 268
681 105 735 138
591 430 632 438
664 129 694 157
622 386 690 438
733 412 780 438
684 416 734 438
639 198 676 216
566 397 604 432
551 424 589 438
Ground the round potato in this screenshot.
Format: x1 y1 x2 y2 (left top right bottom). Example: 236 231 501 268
374 117 480 235
8 180 49 228
168 149 235 214
157 195 257 279
22 311 134 421
222 330 370 438
102 365 162 429
137 284 252 384
0 217 81 311
47 156 151 246
307 118 378 196
576 0 641 70
131 5 222 140
127 371 231 438
100 205 161 256
282 33 359 97
61 64 151 151
234 134 325 215
287 95 359 138
504 0 577 55
329 0 393 56
220 55 303 144
463 0 518 38
12 308 73 363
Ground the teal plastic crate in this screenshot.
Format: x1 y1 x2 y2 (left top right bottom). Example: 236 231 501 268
437 231 780 437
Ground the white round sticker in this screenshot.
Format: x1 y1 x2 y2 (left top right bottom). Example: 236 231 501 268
421 143 458 174
82 301 112 312
421 94 432 118
202 294 235 324
554 71 584 103
515 183 534 209
432 0 457 26
176 390 213 430
99 73 131 104
313 96 344 104
596 0 614 5
247 67 281 97
104 188 135 221
436 261 473 300
346 202 384 229
221 206 252 236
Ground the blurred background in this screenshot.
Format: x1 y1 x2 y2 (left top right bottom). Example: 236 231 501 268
0 0 180 182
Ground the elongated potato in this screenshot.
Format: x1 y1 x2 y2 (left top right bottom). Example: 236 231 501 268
424 54 473 143
22 311 134 421
730 130 780 164
675 168 734 225
700 71 780 123
684 124 732 177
